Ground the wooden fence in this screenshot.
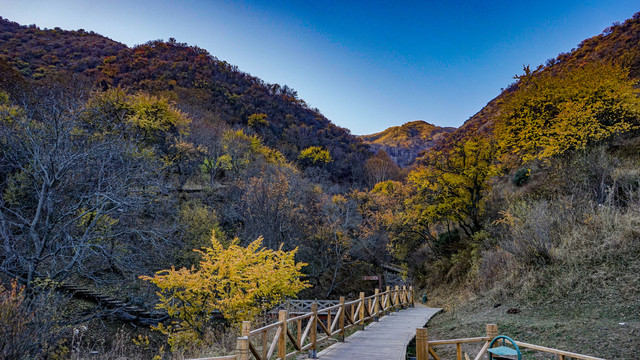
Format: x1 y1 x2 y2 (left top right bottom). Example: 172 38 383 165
274 299 341 315
189 285 414 360
415 323 605 360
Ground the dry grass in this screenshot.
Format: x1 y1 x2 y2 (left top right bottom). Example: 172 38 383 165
420 148 640 360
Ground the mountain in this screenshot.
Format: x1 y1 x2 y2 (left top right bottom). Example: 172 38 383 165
0 17 370 184
435 11 640 151
360 120 455 167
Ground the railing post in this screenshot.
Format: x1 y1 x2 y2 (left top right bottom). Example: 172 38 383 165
236 336 249 360
278 310 287 360
486 323 498 340
241 321 251 337
409 285 414 307
416 328 428 360
385 285 391 314
487 323 498 350
297 316 302 349
262 330 268 360
402 285 407 308
373 288 380 321
309 302 318 359
339 296 346 342
394 285 400 310
359 291 365 329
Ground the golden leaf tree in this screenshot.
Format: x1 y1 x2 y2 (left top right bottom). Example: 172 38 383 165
389 137 496 261
140 234 309 350
496 62 640 164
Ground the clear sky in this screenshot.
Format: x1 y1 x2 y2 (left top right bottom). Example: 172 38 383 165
1 1 638 134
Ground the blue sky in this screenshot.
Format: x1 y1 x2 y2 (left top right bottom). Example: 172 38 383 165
1 1 638 134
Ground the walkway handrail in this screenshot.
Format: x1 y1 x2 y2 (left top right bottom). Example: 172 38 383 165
415 323 606 360
194 285 414 360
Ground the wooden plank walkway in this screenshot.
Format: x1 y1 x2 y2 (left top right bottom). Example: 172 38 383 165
317 305 441 360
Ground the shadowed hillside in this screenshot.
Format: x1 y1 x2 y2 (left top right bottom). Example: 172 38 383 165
0 17 370 184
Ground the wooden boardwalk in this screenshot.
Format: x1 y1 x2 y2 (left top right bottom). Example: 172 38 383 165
317 305 441 360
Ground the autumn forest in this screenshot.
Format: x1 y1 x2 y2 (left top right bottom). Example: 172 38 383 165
2 10 640 359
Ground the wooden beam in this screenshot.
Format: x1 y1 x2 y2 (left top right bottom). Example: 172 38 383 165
317 316 331 336
428 337 490 345
309 303 318 358
473 341 491 360
359 292 366 328
267 327 280 360
514 341 606 360
339 296 346 341
486 324 498 340
248 341 262 360
287 328 301 351
241 321 251 337
236 336 249 360
278 310 287 359
429 346 442 360
300 314 314 347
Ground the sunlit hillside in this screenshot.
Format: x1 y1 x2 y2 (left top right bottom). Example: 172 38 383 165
360 120 454 167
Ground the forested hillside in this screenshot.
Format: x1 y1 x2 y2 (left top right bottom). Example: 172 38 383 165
0 17 406 359
0 17 370 184
2 10 640 360
439 12 640 149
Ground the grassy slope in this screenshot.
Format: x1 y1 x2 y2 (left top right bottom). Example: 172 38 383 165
426 296 638 360
421 153 640 359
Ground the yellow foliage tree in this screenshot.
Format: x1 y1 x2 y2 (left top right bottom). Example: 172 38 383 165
407 137 495 244
298 146 332 167
496 62 640 164
140 234 309 350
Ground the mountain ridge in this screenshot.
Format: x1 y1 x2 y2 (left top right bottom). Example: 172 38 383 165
359 120 455 167
0 16 370 184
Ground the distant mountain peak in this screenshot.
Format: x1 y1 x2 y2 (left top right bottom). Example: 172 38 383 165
359 120 455 167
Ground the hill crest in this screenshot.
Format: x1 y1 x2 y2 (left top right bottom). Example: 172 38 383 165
360 120 455 167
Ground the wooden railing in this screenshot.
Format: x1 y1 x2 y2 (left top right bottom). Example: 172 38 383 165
189 285 414 360
415 323 605 360
274 299 340 315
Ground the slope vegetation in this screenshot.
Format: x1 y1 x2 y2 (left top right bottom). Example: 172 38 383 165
437 12 640 150
401 12 640 359
360 120 454 167
0 17 369 183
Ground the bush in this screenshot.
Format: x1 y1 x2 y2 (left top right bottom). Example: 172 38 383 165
495 198 575 267
512 167 530 186
0 280 69 359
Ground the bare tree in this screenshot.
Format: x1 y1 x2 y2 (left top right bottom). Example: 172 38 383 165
239 166 304 250
364 149 401 188
0 81 170 289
